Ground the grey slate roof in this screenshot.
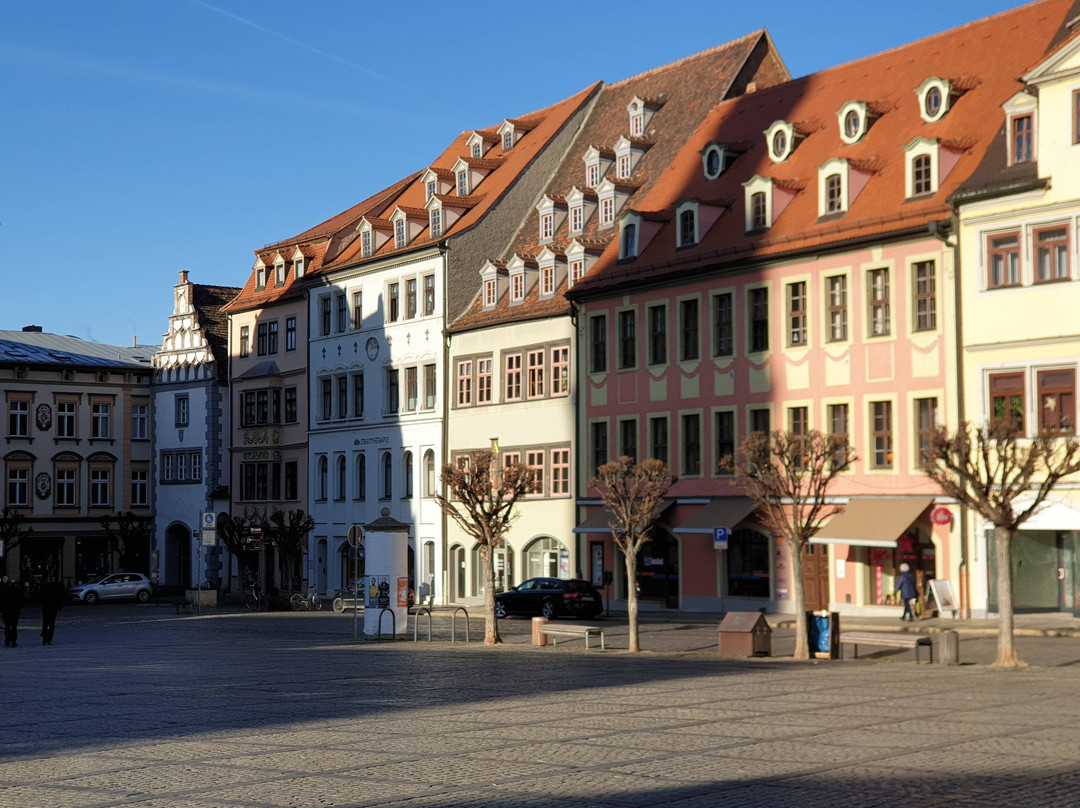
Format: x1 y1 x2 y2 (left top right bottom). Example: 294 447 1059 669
0 330 158 369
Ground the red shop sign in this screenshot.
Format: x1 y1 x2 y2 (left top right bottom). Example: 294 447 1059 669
931 506 953 525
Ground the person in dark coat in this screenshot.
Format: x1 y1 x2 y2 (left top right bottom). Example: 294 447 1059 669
39 578 65 646
896 563 918 622
1 577 27 647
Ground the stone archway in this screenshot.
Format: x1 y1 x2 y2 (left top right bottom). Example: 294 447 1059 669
163 523 191 588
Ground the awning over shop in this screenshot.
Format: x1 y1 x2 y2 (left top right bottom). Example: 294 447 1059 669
672 497 756 535
810 497 933 547
572 501 674 534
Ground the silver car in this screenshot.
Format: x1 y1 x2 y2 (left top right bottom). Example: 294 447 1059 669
69 573 153 604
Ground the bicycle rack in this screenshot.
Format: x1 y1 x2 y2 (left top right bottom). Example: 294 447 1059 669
376 608 395 640
413 607 432 642
451 607 470 644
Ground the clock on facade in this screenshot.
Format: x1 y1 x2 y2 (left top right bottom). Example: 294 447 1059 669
365 337 379 361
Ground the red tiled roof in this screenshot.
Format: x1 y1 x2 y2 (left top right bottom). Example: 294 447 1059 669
569 0 1076 299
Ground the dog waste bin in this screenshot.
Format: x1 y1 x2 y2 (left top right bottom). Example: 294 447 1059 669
718 612 772 657
806 610 840 659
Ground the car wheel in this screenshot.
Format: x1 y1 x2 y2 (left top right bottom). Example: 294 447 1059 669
333 597 345 614
496 601 508 619
84 591 99 605
541 600 556 619
135 589 151 603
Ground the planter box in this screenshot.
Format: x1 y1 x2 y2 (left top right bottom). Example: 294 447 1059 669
185 589 217 608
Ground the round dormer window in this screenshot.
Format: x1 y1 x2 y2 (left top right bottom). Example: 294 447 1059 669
772 130 787 159
704 146 722 180
924 86 942 118
844 110 860 139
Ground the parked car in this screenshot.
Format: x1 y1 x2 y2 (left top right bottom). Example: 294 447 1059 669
495 577 603 620
69 573 154 604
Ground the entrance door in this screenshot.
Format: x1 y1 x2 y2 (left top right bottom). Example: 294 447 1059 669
802 544 830 611
449 545 465 602
993 529 1073 612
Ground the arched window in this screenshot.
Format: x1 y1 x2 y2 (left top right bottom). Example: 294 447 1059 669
622 223 637 258
355 453 366 501
526 537 565 579
424 450 436 497
382 452 392 499
336 455 346 500
317 456 328 500
912 154 932 196
751 192 767 230
825 174 843 213
403 451 414 499
679 209 696 246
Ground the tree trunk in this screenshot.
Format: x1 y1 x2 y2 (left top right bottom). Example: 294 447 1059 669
788 539 810 660
993 525 1023 667
625 548 641 653
480 544 502 645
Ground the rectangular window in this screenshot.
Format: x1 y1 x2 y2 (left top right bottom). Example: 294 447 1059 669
7 468 28 507
337 375 348 418
914 261 937 331
91 403 111 439
540 213 553 241
788 282 806 346
190 452 202 482
912 154 932 196
570 205 583 234
988 233 1021 288
1012 114 1033 164
617 154 631 179
321 378 332 421
527 350 545 398
751 191 767 230
600 196 614 226
1038 369 1075 433
570 259 585 286
749 288 769 352
679 298 699 361
361 230 372 257
619 310 636 369
829 403 850 468
483 279 496 307
57 401 77 438
540 265 554 296
681 414 701 476
423 364 436 409
620 419 637 461
750 408 770 435
587 163 600 188
285 317 296 352
505 354 522 401
551 346 569 396
650 416 668 465
284 460 298 501
869 268 890 336
131 404 147 440
240 325 250 357
256 322 268 356
320 296 332 335
590 315 607 373
456 360 472 407
175 395 189 427
406 279 417 318
715 411 735 473
267 321 278 354
352 374 365 418
476 359 492 404
56 468 76 506
872 401 893 469
526 450 545 495
551 449 570 495
405 367 418 411
713 293 733 356
90 468 111 507
828 276 847 342
395 218 407 249
789 406 808 435
430 208 442 238
648 305 667 365
591 421 608 473
511 274 524 302
1035 226 1069 283
284 387 298 423
336 294 348 332
386 369 399 413
8 400 28 438
349 291 362 329
388 283 400 321
423 275 436 316
916 397 938 462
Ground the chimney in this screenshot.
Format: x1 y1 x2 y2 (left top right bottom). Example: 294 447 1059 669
22 325 42 333
745 81 758 94
133 336 138 347
179 270 189 283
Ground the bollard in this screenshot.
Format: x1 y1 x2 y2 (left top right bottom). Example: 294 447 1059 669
532 616 548 646
939 630 960 665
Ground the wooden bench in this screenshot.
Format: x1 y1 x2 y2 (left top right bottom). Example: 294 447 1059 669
840 630 934 664
539 623 606 650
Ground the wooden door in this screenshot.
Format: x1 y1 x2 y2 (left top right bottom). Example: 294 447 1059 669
801 544 830 611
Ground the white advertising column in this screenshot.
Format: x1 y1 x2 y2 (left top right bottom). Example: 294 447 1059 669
363 509 410 638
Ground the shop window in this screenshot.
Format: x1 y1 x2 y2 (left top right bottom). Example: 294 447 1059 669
728 529 770 598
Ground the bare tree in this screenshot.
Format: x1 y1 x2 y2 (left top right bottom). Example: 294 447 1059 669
922 420 1080 667
721 430 853 661
262 509 315 595
98 511 153 572
434 450 533 645
217 514 255 593
0 507 31 576
590 457 674 653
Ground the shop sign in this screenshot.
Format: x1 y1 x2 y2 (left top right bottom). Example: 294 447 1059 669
931 506 953 525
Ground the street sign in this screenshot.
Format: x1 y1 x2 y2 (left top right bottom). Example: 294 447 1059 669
201 512 217 530
713 526 730 551
347 524 365 548
201 528 217 547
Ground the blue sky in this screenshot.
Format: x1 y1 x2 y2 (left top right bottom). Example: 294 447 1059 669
2 0 1024 348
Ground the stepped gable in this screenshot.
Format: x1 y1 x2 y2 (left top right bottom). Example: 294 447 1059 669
450 28 788 333
569 0 1076 298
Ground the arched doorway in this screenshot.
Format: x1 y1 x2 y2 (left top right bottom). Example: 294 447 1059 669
622 528 679 608
525 537 566 579
449 544 465 602
163 523 191 588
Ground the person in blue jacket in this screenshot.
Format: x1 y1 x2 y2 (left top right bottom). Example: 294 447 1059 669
896 563 918 622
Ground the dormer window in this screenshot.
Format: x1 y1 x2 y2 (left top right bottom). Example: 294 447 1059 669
255 264 267 290
676 201 699 248
837 100 875 145
361 229 372 258
502 130 513 151
630 109 644 137
466 131 496 160
701 143 736 180
595 179 628 230
625 96 660 138
535 194 566 244
902 138 950 198
426 180 436 200
751 193 767 229
743 175 782 232
483 279 497 307
817 158 857 217
570 259 585 286
1003 91 1037 166
293 252 306 278
584 146 613 189
764 121 801 163
912 155 932 195
617 154 631 179
430 208 442 239
915 77 957 123
569 204 583 234
587 162 600 188
537 249 561 299
621 223 637 259
566 240 597 288
510 272 524 303
471 142 482 158
395 218 407 249
456 170 469 197
825 174 842 213
275 261 286 285
600 196 615 227
540 212 553 242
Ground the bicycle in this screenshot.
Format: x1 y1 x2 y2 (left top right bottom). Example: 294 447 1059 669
290 588 322 611
243 583 263 612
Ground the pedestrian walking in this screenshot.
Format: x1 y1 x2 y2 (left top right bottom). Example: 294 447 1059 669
896 563 918 622
39 578 65 646
1 577 27 647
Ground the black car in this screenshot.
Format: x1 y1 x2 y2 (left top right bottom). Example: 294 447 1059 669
495 577 603 620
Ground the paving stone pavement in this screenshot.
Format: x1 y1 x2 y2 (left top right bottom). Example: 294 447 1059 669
4 604 1080 807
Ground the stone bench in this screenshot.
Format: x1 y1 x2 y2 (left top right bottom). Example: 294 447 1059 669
539 623 606 650
840 630 934 664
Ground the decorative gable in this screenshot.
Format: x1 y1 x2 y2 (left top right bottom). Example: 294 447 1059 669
613 135 649 180
505 254 538 305
479 260 508 309
565 186 597 235
536 246 565 299
536 194 567 244
626 95 663 137
466 130 499 158
583 145 614 189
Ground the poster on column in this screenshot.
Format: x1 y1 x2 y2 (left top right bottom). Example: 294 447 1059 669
368 576 390 608
397 577 409 607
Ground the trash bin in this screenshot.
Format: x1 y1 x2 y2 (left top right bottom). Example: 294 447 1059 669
718 612 772 657
806 610 840 659
531 616 548 647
